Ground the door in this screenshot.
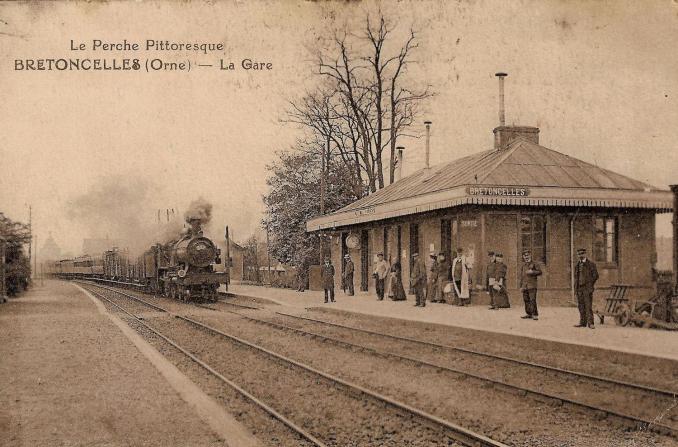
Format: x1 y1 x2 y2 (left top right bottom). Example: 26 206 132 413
485 214 518 288
454 214 480 286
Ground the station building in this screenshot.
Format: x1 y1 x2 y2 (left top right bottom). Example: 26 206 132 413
306 125 673 306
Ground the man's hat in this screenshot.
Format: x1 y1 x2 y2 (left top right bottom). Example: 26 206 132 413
487 251 495 256
377 252 384 256
495 252 503 257
456 247 464 253
438 251 446 256
577 248 587 254
522 249 531 255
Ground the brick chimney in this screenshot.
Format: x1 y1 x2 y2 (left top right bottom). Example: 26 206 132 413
493 72 540 150
493 125 540 150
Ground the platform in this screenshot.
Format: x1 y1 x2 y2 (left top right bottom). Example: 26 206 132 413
223 284 678 361
0 280 258 447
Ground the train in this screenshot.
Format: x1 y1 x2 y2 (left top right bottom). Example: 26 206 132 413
52 218 227 301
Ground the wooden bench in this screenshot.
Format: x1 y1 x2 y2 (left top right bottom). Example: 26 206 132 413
595 284 632 326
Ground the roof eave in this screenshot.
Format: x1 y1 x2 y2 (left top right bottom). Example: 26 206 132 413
306 186 673 232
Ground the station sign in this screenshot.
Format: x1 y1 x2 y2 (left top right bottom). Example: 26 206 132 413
354 206 376 217
466 186 530 197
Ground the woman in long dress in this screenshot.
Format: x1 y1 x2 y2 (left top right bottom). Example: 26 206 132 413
387 262 407 301
493 254 511 308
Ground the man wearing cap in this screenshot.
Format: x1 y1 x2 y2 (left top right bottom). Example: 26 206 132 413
486 251 497 309
321 257 335 303
519 250 542 320
492 253 511 308
410 252 427 307
575 248 599 328
343 254 355 296
426 253 439 302
373 253 390 301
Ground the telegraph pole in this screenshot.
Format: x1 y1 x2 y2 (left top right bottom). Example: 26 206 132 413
0 237 6 302
318 134 330 261
28 205 32 278
224 226 231 290
34 234 38 282
266 224 271 285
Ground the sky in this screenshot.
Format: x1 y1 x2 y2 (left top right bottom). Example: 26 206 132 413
0 0 676 257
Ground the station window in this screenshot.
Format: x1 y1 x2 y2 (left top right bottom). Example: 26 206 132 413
594 217 617 265
520 214 546 264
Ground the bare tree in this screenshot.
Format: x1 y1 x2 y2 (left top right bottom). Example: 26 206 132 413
315 13 433 191
286 88 367 199
383 27 433 184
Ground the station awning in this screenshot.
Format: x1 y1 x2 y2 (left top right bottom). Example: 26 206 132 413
307 185 672 231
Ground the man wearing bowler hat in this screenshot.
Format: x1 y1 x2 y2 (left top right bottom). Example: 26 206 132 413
343 254 355 296
321 257 335 303
574 248 599 329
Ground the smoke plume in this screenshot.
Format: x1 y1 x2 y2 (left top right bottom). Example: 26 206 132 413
184 197 212 225
66 175 181 256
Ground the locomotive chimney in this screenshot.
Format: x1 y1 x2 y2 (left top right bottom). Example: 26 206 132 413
671 184 678 293
424 121 432 169
188 218 203 236
396 146 405 181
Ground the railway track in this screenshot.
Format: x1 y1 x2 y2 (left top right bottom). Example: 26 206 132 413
275 311 678 400
79 281 678 441
253 310 678 438
81 285 326 447
80 282 509 447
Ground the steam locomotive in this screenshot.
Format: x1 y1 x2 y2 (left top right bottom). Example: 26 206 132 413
52 218 227 302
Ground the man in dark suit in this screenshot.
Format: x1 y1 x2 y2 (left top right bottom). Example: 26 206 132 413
574 248 599 328
426 253 439 302
411 252 427 307
519 249 542 320
486 251 496 309
343 254 354 296
492 253 510 308
321 257 335 303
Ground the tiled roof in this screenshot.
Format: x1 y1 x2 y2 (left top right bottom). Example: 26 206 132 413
340 138 658 213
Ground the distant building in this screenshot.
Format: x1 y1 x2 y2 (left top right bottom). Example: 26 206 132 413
82 238 125 256
40 232 62 261
258 263 287 285
214 239 246 283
